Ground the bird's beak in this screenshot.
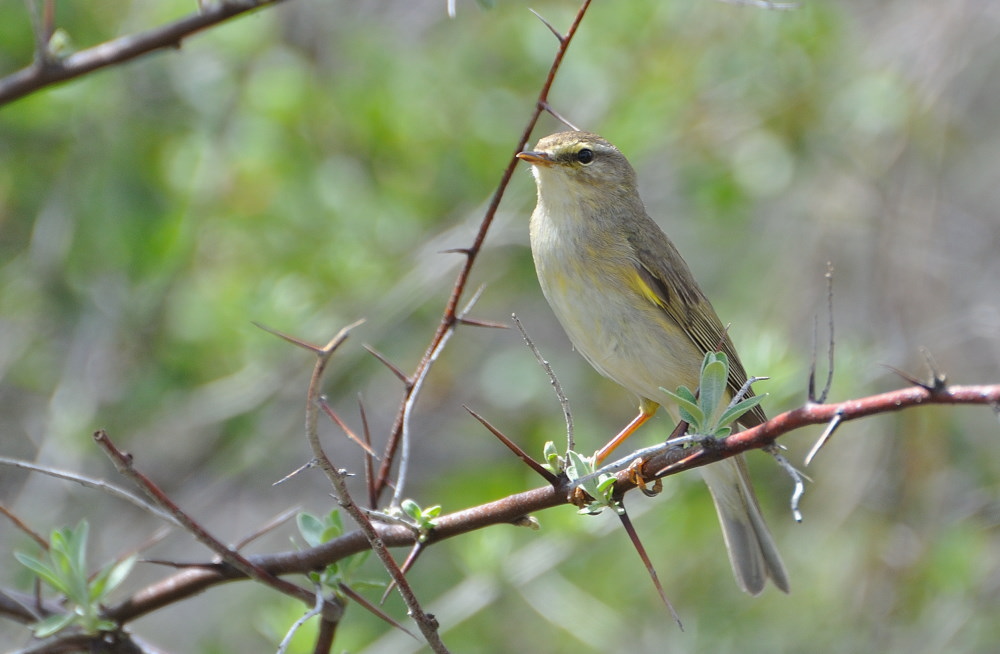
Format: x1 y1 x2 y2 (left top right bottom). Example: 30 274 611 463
516 150 553 166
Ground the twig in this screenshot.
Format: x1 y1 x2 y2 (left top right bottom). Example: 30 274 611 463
277 581 328 654
512 313 574 451
390 284 487 510
0 456 180 527
1 0 291 106
92 430 325 613
0 503 49 550
298 326 449 652
373 0 595 503
809 263 836 403
97 382 1000 628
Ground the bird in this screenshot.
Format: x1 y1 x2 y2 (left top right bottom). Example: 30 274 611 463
517 130 789 595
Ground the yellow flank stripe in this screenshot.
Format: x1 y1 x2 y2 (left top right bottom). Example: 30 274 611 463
630 268 667 310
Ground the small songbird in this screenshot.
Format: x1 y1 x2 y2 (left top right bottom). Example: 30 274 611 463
517 131 789 595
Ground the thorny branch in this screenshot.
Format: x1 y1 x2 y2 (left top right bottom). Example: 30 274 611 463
0 0 290 106
372 0 595 502
4 382 983 631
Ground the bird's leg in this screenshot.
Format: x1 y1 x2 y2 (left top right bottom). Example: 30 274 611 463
594 409 653 464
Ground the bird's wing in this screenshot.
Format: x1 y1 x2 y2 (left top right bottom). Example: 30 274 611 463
627 226 767 427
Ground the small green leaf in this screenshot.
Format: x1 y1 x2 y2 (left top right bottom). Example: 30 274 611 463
32 612 76 638
15 552 70 595
90 555 136 602
718 394 766 429
700 358 729 425
297 512 326 548
661 387 704 428
564 449 593 484
542 441 562 472
326 510 344 535
400 499 421 521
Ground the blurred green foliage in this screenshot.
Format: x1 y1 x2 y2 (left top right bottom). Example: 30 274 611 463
1 1 999 652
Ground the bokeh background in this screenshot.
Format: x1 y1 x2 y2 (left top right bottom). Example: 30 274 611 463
2 1 999 652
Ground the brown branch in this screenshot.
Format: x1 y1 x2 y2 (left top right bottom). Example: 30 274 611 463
0 0 290 106
372 0 595 501
642 383 1000 477
91 430 330 616
293 323 447 651
88 382 1000 629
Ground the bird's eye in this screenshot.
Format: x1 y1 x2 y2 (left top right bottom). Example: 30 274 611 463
576 148 594 164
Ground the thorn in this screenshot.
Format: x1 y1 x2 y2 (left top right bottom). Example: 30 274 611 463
919 347 948 390
380 543 423 605
882 363 927 388
539 101 580 131
320 318 366 357
363 345 412 387
456 316 509 330
464 405 560 485
529 9 565 43
319 397 378 458
233 507 300 550
616 504 683 630
252 321 325 354
273 459 315 486
804 409 843 466
882 348 947 392
714 322 733 353
440 247 473 257
358 394 377 509
653 447 705 478
339 582 419 641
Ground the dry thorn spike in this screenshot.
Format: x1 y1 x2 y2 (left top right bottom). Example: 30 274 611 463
253 317 364 357
358 394 378 509
340 581 419 641
380 542 424 605
440 247 473 257
319 318 366 358
363 344 412 387
464 405 560 485
539 101 581 132
529 9 565 43
319 396 378 457
653 446 707 478
919 346 948 390
233 506 300 550
252 321 325 354
616 504 683 630
804 408 844 466
456 316 509 330
882 363 932 390
273 459 315 486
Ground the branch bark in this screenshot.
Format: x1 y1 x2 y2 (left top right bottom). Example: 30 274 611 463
85 383 999 627
0 0 289 107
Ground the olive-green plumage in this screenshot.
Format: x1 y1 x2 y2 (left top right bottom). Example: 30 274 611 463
518 131 788 595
